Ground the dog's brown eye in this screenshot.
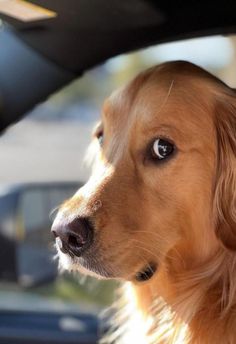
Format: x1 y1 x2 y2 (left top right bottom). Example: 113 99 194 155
151 138 174 160
97 132 104 146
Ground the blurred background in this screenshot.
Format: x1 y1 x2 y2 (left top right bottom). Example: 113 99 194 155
1 33 236 340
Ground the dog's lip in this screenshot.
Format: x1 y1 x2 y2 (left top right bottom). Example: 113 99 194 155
134 262 158 282
57 242 116 279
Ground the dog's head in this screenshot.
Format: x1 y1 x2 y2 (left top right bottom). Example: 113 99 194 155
52 61 236 283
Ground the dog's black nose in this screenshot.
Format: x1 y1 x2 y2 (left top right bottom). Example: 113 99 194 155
52 217 94 257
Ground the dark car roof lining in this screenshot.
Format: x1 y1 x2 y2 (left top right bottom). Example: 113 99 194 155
8 0 236 73
1 0 236 132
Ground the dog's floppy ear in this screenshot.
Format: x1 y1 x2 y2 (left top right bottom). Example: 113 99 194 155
214 93 236 250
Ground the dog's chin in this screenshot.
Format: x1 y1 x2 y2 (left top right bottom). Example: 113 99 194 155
56 248 158 283
79 256 116 279
57 249 116 279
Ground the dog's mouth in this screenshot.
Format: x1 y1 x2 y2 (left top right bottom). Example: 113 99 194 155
56 241 117 278
56 235 158 281
135 262 157 282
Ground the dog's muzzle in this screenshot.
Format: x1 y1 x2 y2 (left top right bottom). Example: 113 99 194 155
51 217 94 257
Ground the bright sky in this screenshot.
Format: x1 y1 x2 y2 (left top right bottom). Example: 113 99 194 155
108 35 234 71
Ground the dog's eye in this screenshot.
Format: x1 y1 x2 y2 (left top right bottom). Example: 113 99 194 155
97 132 104 146
151 138 174 160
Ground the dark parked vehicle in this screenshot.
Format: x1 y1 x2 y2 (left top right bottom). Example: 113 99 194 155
0 182 80 286
0 183 101 344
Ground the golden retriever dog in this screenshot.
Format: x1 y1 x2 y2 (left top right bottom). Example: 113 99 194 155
52 61 236 344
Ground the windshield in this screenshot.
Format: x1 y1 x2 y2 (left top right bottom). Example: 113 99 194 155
0 33 235 331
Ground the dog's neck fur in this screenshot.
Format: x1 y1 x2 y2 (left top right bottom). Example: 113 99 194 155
117 246 236 344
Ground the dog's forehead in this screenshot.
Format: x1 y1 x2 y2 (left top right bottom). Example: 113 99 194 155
107 78 213 136
105 78 169 124
101 64 220 153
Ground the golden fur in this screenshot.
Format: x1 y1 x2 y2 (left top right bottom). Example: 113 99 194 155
53 61 236 343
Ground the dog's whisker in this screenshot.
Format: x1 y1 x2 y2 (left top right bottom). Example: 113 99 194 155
135 230 164 241
130 238 165 257
49 205 61 221
131 242 162 264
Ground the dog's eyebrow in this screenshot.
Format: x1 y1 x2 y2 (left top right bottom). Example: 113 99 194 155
142 124 183 137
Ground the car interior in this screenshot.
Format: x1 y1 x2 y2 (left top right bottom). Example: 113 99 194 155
1 1 236 343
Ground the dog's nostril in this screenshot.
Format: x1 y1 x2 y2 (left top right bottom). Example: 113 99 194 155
66 220 93 257
68 233 85 249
